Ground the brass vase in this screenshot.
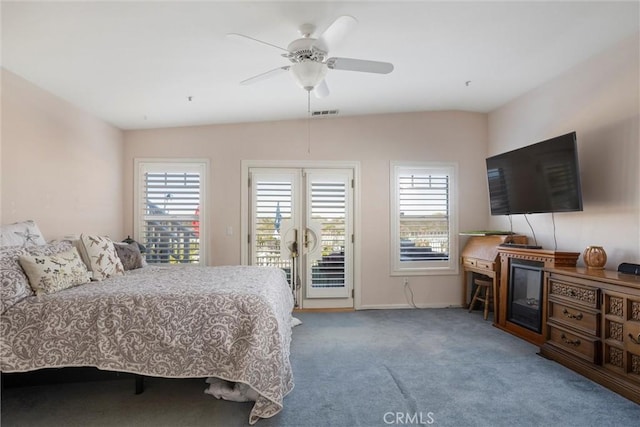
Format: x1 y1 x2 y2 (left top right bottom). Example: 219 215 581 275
583 246 607 269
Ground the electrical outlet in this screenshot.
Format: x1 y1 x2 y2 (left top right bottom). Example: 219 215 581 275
403 277 409 286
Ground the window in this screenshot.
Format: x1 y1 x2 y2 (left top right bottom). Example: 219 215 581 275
390 162 458 275
134 159 208 265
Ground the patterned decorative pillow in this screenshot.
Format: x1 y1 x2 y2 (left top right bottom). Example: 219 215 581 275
27 240 74 257
114 242 145 271
19 247 91 296
0 246 33 313
79 234 124 281
0 220 47 247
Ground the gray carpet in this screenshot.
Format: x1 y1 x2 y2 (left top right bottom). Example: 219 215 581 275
2 308 639 426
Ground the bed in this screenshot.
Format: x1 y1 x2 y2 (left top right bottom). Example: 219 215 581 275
0 225 294 425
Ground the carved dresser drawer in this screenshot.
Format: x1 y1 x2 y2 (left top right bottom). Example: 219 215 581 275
623 327 640 384
603 292 640 384
624 322 640 384
548 324 601 364
548 300 600 337
548 279 599 308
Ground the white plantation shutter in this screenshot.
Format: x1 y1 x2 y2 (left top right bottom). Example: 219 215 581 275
135 160 207 265
310 180 347 288
391 162 458 275
306 172 351 297
253 177 293 282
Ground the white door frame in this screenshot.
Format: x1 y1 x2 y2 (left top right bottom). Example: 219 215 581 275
241 160 361 310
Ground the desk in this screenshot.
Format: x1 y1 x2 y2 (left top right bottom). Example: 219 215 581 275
460 234 527 323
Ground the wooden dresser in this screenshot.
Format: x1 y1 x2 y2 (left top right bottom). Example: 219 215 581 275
460 234 527 321
540 267 640 404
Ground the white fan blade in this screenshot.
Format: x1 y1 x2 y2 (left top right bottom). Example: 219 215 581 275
226 33 289 52
315 15 358 52
240 66 290 85
313 79 329 98
327 57 394 74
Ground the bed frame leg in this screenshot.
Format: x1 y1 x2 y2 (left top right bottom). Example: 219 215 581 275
135 375 144 394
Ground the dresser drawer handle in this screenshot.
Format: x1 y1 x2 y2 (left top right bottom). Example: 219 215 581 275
562 308 583 320
629 333 640 345
561 334 581 346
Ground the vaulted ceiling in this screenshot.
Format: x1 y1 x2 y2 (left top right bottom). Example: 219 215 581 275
2 1 638 130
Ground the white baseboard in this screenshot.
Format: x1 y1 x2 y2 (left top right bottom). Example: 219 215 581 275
356 303 463 310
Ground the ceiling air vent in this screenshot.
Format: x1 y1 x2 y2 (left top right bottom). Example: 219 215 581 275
311 109 339 117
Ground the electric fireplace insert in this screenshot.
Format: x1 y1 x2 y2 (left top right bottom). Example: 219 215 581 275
507 258 544 333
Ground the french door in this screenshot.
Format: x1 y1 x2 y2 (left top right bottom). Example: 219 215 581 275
248 167 354 309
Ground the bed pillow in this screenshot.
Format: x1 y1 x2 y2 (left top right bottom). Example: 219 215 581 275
19 247 91 296
0 220 46 247
114 242 145 271
1 241 86 312
0 246 33 313
79 234 124 281
27 240 74 257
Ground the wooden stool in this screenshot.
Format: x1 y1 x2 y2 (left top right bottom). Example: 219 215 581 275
468 278 493 320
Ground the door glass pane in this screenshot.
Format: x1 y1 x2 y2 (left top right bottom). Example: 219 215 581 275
254 178 293 283
310 180 346 289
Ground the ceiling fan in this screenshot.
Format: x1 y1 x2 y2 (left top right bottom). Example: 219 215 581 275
228 15 394 98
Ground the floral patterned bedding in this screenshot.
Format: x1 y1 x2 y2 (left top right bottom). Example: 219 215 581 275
0 265 294 424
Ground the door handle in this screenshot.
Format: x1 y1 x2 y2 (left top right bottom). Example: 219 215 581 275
303 226 319 255
289 229 298 258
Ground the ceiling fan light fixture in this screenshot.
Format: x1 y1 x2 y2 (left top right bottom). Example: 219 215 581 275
233 15 393 95
290 60 328 91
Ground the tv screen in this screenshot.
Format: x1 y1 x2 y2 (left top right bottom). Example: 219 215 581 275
486 132 583 215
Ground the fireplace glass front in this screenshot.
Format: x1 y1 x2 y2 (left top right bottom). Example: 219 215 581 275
508 259 544 333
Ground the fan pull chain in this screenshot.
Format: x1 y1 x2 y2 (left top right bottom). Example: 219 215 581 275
307 90 311 154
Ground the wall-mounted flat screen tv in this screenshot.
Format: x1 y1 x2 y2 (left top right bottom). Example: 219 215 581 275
485 131 583 215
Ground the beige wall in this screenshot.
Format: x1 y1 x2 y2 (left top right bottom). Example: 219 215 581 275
123 112 489 308
488 34 640 268
1 69 125 240
5 32 636 308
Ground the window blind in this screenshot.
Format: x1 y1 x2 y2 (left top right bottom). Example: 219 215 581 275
310 181 346 288
254 180 292 279
398 172 450 262
138 164 203 264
